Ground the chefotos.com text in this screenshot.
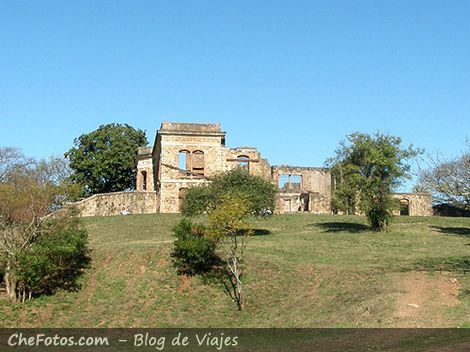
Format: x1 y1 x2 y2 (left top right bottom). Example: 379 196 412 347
7 333 109 347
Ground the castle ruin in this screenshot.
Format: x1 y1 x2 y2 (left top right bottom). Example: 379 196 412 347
74 122 432 217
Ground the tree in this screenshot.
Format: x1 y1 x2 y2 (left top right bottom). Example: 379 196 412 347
327 132 420 231
415 144 470 209
173 168 269 311
16 219 89 300
0 154 89 302
181 168 277 217
207 193 252 311
35 156 83 204
65 123 148 196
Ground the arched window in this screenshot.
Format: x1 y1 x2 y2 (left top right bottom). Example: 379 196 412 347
178 150 190 174
237 155 249 171
192 150 205 176
141 171 147 191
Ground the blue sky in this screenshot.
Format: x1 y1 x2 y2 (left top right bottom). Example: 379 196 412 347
1 1 469 190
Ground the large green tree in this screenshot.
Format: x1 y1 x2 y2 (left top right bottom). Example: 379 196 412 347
65 124 148 196
327 132 421 231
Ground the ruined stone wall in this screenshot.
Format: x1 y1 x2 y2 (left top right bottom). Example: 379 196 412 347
309 192 331 214
224 148 272 180
70 191 158 217
392 193 433 216
336 192 433 217
272 166 331 194
272 166 332 214
276 193 304 213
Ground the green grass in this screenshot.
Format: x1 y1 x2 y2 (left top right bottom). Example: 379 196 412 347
0 214 469 327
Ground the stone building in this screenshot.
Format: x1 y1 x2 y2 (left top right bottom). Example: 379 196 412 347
73 122 432 217
135 122 323 213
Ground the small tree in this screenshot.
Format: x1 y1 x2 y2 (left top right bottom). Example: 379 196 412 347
207 193 253 311
65 123 148 196
181 168 277 217
328 132 421 231
0 153 89 302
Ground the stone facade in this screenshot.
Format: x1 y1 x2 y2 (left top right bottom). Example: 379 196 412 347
151 122 228 213
138 122 335 214
392 193 433 217
73 121 432 217
272 166 332 214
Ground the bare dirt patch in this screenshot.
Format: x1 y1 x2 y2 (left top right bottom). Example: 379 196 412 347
177 275 193 294
392 271 460 327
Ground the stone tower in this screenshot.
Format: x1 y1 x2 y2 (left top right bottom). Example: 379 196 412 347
153 122 228 213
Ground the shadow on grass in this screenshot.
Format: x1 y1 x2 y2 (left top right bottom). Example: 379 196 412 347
252 228 271 236
431 226 470 238
315 222 369 233
199 264 243 307
410 256 470 274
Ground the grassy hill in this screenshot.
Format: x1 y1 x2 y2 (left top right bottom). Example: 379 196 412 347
0 214 469 328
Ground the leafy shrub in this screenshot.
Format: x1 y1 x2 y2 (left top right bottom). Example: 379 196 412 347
181 168 277 217
16 219 90 297
171 218 219 276
180 186 215 217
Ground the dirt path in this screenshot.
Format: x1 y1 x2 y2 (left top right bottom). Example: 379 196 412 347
391 271 460 327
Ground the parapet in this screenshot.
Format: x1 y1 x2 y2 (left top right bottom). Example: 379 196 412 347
159 122 225 135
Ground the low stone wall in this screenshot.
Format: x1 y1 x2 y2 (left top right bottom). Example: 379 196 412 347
335 193 433 217
69 191 159 217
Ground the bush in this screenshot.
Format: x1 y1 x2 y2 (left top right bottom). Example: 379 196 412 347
180 186 215 217
16 219 90 297
170 218 219 276
181 168 277 217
